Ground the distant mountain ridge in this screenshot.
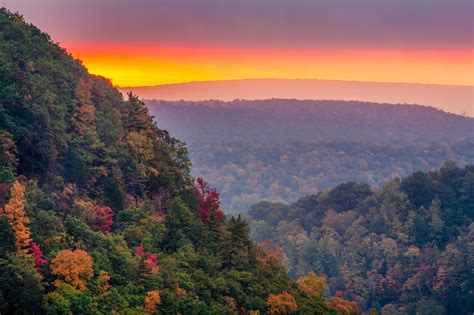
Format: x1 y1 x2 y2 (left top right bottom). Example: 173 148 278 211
146 99 473 145
145 99 474 212
121 79 474 117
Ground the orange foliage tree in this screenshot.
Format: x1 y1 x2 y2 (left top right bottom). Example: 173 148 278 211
1 180 31 252
50 249 93 290
329 297 358 315
266 291 297 314
296 271 327 298
144 290 161 314
257 240 284 267
175 284 186 298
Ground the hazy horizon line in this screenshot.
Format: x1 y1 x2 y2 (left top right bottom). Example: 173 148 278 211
118 78 474 89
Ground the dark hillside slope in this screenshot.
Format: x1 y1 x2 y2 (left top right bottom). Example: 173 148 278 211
0 9 340 314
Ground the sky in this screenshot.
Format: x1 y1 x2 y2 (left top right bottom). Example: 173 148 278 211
1 0 473 87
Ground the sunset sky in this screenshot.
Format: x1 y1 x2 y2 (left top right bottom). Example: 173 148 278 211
2 0 473 87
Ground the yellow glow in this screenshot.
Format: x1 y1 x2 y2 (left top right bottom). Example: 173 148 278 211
64 44 474 87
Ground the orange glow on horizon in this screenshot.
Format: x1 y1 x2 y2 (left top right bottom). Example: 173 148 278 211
62 43 474 87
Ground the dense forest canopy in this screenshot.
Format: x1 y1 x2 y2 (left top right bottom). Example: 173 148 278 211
247 162 474 314
191 140 473 212
146 100 474 212
0 9 350 314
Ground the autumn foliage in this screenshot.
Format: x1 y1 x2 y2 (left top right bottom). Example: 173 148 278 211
193 177 223 221
135 244 145 258
145 290 161 314
329 297 358 315
145 253 160 273
266 291 297 314
29 242 47 272
50 249 93 290
90 205 113 232
135 244 160 273
257 241 284 267
97 271 111 294
175 284 186 298
1 181 31 252
296 272 327 298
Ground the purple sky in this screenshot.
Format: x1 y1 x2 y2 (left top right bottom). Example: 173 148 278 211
2 0 473 49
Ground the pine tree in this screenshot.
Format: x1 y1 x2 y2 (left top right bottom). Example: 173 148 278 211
222 215 251 269
71 77 95 135
122 93 155 136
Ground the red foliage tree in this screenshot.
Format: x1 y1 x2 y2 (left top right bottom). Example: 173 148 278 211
135 244 145 258
135 244 160 273
29 242 47 272
145 253 160 273
91 205 113 232
192 177 223 221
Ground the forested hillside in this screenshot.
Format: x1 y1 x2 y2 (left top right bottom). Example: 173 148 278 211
147 99 473 145
191 140 473 212
0 9 349 314
247 162 474 314
147 100 474 212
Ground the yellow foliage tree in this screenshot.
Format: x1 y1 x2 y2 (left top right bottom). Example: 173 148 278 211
266 291 297 315
1 181 31 252
127 131 159 176
145 290 161 314
329 297 358 315
50 249 93 291
296 271 327 298
97 271 111 294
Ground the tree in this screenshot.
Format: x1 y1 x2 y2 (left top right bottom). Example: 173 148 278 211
134 244 160 273
123 93 155 135
193 177 223 221
296 272 327 298
324 182 372 212
400 171 439 209
97 271 111 294
145 290 160 314
145 253 160 274
90 205 113 232
71 77 95 135
1 181 31 252
50 249 93 291
257 241 285 267
222 214 251 268
329 297 358 315
0 131 17 183
266 291 297 314
29 242 47 272
0 253 44 314
52 183 79 220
